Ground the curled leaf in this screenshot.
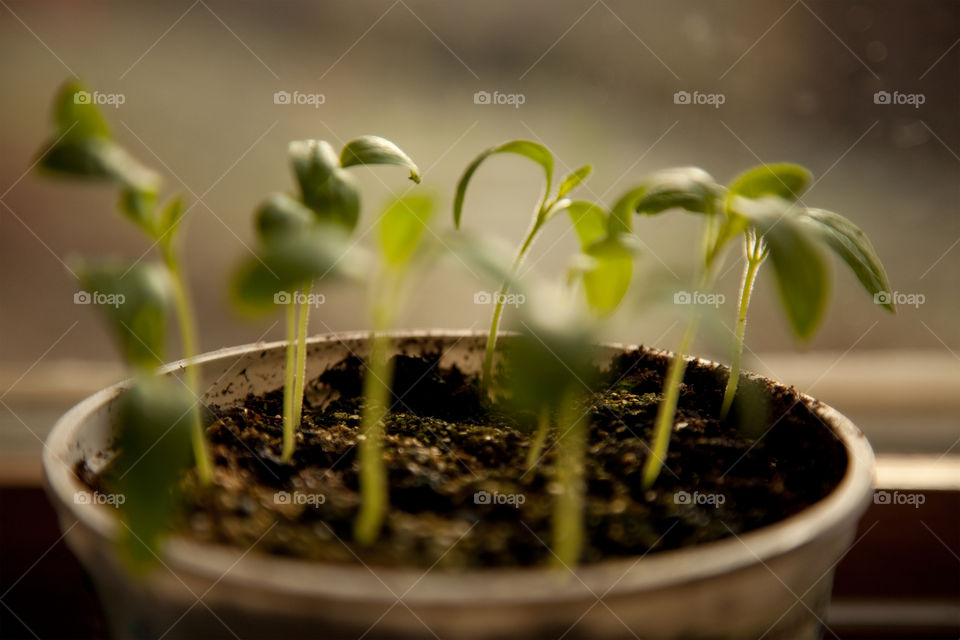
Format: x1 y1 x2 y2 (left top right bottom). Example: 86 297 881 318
454 140 553 228
340 135 421 184
800 208 894 312
634 167 721 216
727 163 812 202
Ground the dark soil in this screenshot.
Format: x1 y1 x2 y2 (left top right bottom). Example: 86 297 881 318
82 347 846 569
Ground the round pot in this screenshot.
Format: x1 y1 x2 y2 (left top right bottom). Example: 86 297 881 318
44 330 875 639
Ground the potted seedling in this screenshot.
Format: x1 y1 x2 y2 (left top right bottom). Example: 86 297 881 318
39 80 213 484
43 86 881 639
231 135 420 463
619 163 894 487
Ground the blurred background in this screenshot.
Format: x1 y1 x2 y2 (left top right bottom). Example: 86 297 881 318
0 2 958 637
2 0 957 454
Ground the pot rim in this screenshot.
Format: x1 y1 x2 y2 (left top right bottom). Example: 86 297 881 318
43 329 875 605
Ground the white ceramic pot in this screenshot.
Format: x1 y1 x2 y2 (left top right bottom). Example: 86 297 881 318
43 331 875 639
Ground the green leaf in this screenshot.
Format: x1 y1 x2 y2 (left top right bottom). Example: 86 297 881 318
609 187 646 235
289 139 338 194
800 208 895 312
339 135 421 184
580 235 633 315
732 196 829 339
76 261 172 369
506 307 598 412
563 201 609 249
728 163 812 202
379 195 434 267
556 165 592 199
453 140 553 228
39 137 160 193
307 169 361 231
634 167 721 216
53 81 111 141
233 224 365 311
110 375 195 570
254 193 314 243
155 197 185 243
119 188 159 236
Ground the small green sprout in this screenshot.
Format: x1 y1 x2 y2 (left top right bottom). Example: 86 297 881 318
38 80 211 484
507 292 598 567
717 164 895 416
626 164 894 488
75 260 195 568
454 141 593 394
354 194 435 545
233 137 420 463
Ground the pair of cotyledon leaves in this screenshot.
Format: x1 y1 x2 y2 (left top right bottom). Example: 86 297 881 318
623 162 895 338
38 82 185 370
454 140 637 317
232 137 427 310
454 140 893 339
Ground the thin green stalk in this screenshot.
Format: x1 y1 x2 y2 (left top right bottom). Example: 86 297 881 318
525 407 551 472
481 214 544 394
354 295 393 545
281 301 297 463
552 390 587 568
640 314 698 490
720 233 766 419
292 284 311 428
161 247 212 484
641 218 722 490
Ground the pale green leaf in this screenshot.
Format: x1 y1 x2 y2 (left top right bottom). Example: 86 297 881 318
564 201 608 249
340 135 421 184
53 80 111 141
580 235 633 315
380 195 434 267
634 167 721 216
800 208 894 312
557 165 592 198
728 163 812 202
